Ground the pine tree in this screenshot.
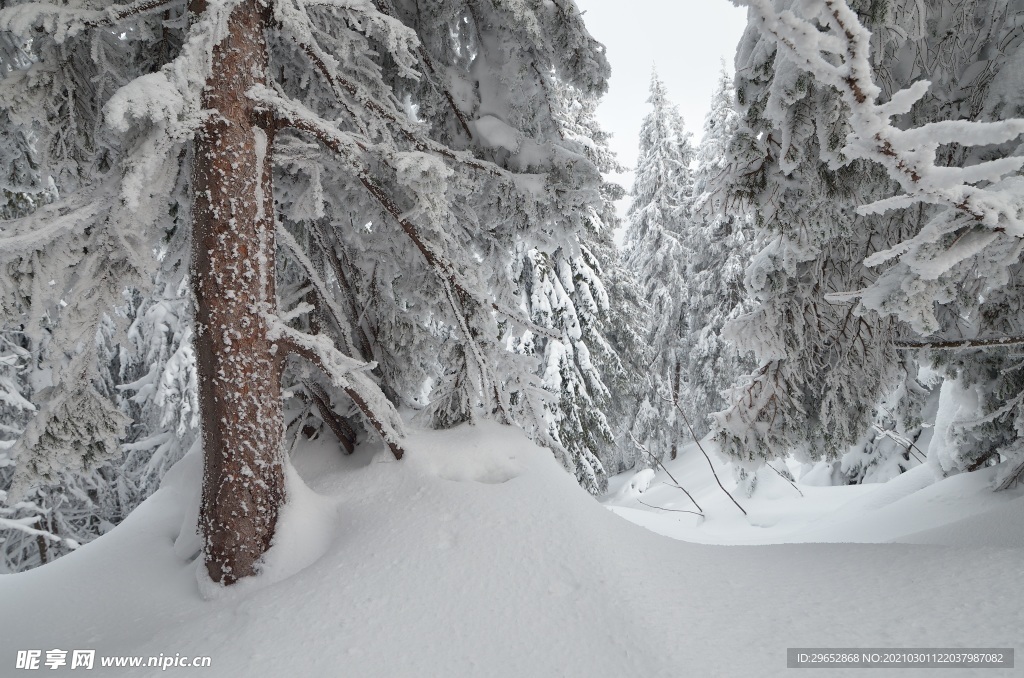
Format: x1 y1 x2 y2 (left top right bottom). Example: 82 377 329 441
724 0 1024 487
683 67 756 440
623 70 695 463
0 0 612 583
712 2 920 473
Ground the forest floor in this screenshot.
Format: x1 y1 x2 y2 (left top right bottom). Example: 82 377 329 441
0 421 1022 677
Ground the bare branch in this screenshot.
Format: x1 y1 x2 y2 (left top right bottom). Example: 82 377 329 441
628 432 703 514
895 335 1024 350
764 463 804 498
306 381 356 455
660 394 747 516
636 498 704 518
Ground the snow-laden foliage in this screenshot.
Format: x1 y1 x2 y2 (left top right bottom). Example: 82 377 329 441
0 0 618 547
683 68 757 440
722 0 1024 485
622 71 695 463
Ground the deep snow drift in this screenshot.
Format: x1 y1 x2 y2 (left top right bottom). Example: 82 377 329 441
1 422 1022 677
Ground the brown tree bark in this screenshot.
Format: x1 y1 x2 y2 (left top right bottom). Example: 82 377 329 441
189 0 285 585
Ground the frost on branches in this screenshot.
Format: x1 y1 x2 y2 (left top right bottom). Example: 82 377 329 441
623 71 695 464
683 67 756 441
723 0 1024 486
0 0 616 579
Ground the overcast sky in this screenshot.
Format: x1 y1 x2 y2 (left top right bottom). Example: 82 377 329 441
572 1 749 177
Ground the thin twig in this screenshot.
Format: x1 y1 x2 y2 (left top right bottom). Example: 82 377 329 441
628 431 703 514
662 395 747 516
636 498 704 518
872 426 926 464
765 462 804 498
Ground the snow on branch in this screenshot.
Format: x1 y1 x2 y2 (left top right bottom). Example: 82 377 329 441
894 335 1024 350
0 515 74 548
0 0 177 44
0 194 104 261
736 0 1024 220
733 0 1024 277
276 224 359 356
252 85 562 343
370 0 474 137
268 316 408 460
279 20 505 179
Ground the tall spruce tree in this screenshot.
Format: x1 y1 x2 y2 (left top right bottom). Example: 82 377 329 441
622 70 695 462
712 1 922 473
724 0 1024 488
0 0 612 584
683 67 756 440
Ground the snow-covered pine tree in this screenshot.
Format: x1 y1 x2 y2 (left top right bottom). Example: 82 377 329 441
851 0 1024 486
0 0 612 583
623 70 695 463
684 66 756 440
508 83 646 491
549 84 652 477
725 0 1024 487
711 0 924 475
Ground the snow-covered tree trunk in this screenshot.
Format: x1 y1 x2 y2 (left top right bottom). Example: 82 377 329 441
189 0 285 585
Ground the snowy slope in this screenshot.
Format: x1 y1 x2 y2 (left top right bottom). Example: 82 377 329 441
604 439 1024 547
1 424 1022 677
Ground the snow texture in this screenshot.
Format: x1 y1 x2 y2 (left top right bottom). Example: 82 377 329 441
1 423 1022 676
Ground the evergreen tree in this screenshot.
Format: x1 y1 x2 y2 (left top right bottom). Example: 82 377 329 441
0 0 612 583
712 1 921 474
683 67 756 440
623 70 695 462
725 0 1024 488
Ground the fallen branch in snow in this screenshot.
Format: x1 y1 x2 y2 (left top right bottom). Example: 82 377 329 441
636 498 703 518
662 396 748 516
628 432 703 514
765 463 804 498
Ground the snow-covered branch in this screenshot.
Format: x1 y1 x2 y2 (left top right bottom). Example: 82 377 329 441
276 224 359 356
0 0 177 43
268 316 407 460
276 1 501 177
254 85 563 344
735 0 1024 227
732 0 1024 329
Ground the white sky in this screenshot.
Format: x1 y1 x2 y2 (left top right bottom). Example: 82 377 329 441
573 1 749 181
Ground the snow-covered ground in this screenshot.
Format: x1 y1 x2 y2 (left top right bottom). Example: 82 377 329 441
1 423 1021 677
604 439 1024 547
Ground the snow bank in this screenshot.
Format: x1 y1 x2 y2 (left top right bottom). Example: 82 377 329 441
1 424 1022 676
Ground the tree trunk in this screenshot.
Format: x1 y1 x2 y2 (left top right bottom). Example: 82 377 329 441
670 360 681 461
189 0 284 586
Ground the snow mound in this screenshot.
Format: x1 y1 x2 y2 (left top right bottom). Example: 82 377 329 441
1 424 1022 677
